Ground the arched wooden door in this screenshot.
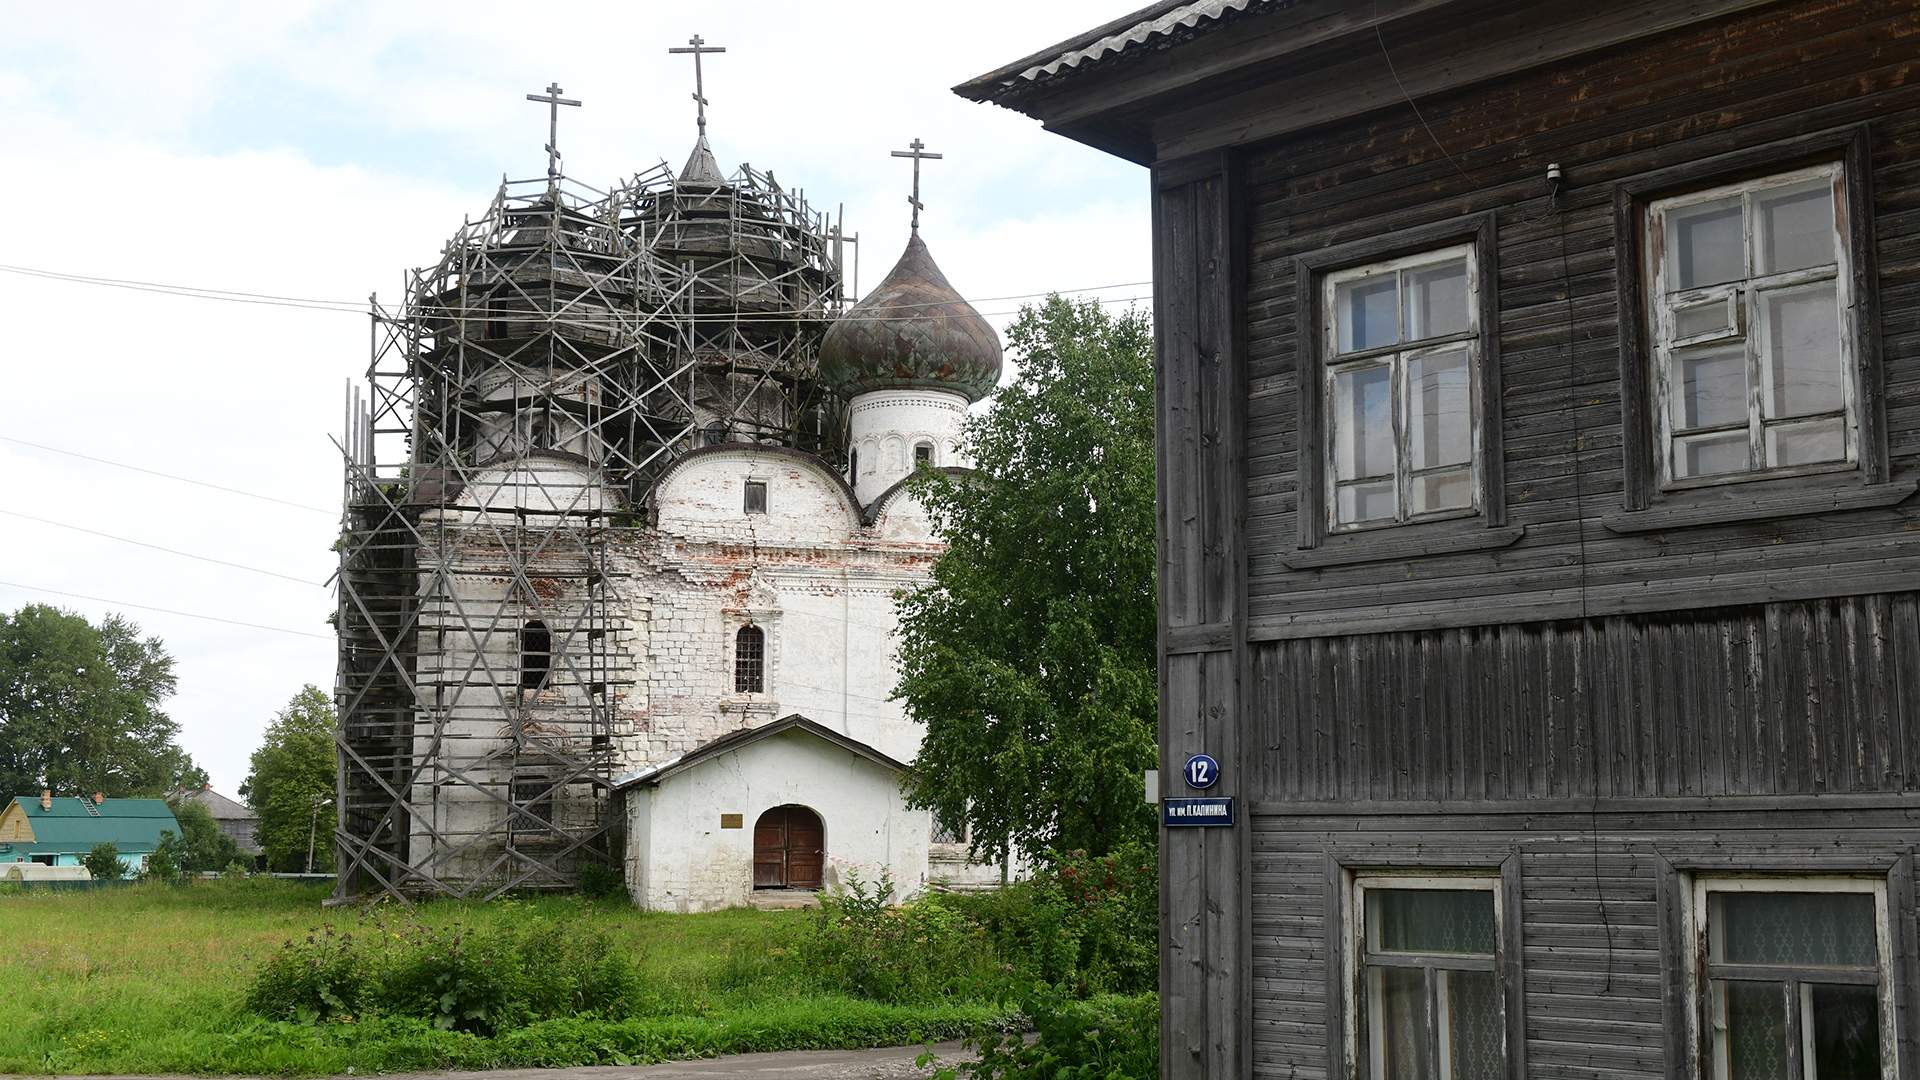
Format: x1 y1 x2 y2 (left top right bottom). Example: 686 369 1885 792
752 804 824 890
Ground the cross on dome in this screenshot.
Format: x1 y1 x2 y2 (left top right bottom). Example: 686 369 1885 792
890 137 943 232
524 81 581 180
668 34 726 136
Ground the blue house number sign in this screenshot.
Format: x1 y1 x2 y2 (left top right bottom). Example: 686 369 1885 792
1183 753 1220 790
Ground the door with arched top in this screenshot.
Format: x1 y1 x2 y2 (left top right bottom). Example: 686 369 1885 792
752 804 824 890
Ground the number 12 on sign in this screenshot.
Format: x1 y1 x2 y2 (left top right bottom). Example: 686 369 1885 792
1183 753 1219 790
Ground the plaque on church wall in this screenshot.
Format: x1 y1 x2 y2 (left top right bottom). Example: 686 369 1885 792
720 813 744 829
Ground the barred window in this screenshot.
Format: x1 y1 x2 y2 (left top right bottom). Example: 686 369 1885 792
734 624 765 694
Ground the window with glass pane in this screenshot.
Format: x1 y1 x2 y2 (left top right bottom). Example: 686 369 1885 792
1357 881 1503 1080
1323 247 1479 529
1698 882 1888 1080
1648 164 1855 485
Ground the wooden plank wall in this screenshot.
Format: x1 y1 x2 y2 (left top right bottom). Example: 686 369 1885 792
1252 592 1920 803
1239 0 1920 639
1154 151 1250 1080
1249 816 1920 1080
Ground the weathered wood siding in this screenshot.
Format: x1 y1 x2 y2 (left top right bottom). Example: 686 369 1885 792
1241 0 1920 640
1249 815 1920 1080
1253 592 1920 804
1154 152 1251 1080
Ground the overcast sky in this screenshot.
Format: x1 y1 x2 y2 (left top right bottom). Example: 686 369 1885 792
0 2 1149 795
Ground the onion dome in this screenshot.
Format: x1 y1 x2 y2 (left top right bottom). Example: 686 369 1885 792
819 234 1003 403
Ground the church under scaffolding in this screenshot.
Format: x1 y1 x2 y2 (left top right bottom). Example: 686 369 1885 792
333 64 853 900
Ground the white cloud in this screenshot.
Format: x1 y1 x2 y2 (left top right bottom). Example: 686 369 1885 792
0 1 1150 794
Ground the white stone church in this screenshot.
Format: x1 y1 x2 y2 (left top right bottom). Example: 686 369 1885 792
611 230 1010 910
333 71 1013 909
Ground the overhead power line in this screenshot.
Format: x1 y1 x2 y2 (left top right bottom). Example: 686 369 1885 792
0 578 332 640
0 434 337 516
0 509 325 587
0 261 1150 323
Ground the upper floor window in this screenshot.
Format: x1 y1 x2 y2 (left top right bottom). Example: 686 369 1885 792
1322 245 1481 530
519 620 551 690
1352 875 1504 1079
733 624 765 694
1646 164 1856 486
914 441 935 466
1690 877 1891 1079
743 479 768 515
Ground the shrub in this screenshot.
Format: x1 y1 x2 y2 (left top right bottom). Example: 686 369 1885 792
144 831 184 882
937 991 1158 1080
797 871 1005 1004
934 843 1156 997
247 924 371 1023
80 842 124 881
246 913 645 1035
575 860 625 900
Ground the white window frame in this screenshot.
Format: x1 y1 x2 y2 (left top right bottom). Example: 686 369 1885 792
1644 162 1859 490
1683 875 1898 1080
1320 244 1483 532
1348 873 1506 1080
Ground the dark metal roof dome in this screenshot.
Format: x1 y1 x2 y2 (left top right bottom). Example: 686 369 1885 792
818 233 1003 402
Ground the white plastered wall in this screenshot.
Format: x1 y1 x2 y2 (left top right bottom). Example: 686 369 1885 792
623 727 932 912
848 389 970 504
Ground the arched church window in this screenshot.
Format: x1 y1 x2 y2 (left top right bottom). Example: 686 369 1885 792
520 620 552 690
914 441 935 466
703 421 728 447
734 625 765 694
848 447 858 483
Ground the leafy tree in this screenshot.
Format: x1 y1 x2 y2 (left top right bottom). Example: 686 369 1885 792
896 296 1158 864
242 686 337 873
145 831 184 882
167 799 242 873
81 842 124 881
0 604 205 797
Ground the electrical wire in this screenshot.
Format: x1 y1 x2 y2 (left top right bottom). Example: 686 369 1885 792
0 434 338 516
0 261 1150 323
0 508 326 587
0 578 331 640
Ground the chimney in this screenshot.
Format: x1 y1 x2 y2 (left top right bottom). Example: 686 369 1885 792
39 790 51 811
92 792 104 806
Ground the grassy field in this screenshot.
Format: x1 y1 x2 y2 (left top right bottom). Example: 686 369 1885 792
0 880 1011 1075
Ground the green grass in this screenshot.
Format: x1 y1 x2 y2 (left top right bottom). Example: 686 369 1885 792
0 880 1012 1075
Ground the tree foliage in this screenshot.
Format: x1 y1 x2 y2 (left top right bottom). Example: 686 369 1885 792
896 296 1157 864
241 685 337 873
81 842 125 881
0 604 204 797
167 798 244 873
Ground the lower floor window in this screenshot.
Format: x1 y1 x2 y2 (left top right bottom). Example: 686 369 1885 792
1695 878 1891 1079
1355 875 1505 1079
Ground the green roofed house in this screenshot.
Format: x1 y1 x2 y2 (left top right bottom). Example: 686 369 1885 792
0 791 180 875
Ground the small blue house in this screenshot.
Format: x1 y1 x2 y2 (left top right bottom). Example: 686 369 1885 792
0 793 180 874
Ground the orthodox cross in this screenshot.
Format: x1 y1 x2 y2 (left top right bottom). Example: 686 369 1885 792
890 138 942 232
668 34 726 136
525 82 581 180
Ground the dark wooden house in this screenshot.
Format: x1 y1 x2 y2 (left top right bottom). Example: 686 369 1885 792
960 2 1920 1077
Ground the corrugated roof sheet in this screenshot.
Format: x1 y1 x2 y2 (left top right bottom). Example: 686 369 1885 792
1023 0 1256 81
4 796 180 853
955 0 1279 103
